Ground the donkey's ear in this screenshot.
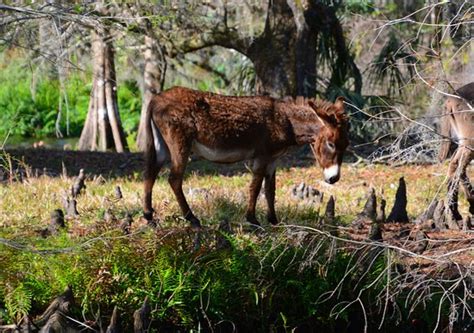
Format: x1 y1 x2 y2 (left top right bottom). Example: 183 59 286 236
334 96 344 111
334 96 347 123
308 100 332 126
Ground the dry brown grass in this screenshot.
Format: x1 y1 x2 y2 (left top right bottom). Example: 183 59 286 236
0 160 459 231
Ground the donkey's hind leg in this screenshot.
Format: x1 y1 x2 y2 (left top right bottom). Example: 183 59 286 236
144 160 163 222
167 143 201 229
245 159 267 225
143 122 169 223
447 149 463 221
458 148 474 215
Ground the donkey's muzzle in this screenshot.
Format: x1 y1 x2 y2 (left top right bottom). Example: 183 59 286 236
323 165 340 184
326 175 340 184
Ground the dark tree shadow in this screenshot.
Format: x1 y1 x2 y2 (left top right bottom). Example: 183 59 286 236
3 146 319 180
3 146 358 181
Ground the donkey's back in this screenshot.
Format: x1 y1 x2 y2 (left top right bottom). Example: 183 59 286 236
148 87 294 161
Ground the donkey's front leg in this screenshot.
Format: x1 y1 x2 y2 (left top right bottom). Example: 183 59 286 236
264 163 278 225
168 151 201 229
246 166 265 226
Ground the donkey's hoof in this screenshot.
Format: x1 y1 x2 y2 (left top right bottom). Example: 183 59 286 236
143 210 160 228
267 215 279 225
190 221 201 231
147 219 159 228
245 215 261 226
186 215 201 230
143 210 154 221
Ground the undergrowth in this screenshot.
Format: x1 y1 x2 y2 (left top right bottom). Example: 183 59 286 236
0 161 468 331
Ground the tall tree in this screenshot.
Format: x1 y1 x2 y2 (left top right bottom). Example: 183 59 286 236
166 0 361 98
136 20 166 151
78 27 128 152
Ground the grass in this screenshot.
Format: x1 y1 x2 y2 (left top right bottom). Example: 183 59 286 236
0 162 451 229
0 159 467 331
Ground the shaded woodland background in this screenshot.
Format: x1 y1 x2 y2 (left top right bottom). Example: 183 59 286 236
0 0 472 160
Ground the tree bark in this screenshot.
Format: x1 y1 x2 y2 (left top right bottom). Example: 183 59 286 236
104 35 128 152
246 0 303 97
136 23 166 151
242 0 358 97
78 28 128 152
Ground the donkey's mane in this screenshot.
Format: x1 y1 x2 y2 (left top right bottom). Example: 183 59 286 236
280 96 346 121
309 98 337 114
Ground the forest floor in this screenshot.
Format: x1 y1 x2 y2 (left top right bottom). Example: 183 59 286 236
0 148 473 332
0 147 460 218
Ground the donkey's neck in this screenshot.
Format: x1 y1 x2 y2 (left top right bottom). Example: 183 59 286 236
278 102 324 145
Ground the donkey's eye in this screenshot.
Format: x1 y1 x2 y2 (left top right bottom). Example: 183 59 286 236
326 141 336 151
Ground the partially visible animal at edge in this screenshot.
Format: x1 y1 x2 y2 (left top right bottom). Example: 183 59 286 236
438 82 474 221
143 87 349 229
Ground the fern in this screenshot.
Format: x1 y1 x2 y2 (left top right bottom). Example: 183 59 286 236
4 284 32 323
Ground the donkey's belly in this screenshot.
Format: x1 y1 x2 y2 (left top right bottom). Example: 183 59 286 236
192 141 255 163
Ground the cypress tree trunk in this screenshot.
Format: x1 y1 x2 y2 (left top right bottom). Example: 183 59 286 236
244 0 359 98
78 29 128 152
136 25 166 151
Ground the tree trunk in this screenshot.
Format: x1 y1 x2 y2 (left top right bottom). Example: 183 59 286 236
171 0 360 99
104 35 128 152
136 25 166 151
247 0 305 97
244 0 359 98
78 29 128 152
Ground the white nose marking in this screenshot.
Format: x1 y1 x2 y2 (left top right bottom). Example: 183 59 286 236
324 164 340 181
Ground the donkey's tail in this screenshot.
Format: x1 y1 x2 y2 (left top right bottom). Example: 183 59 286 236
144 99 157 178
438 101 453 162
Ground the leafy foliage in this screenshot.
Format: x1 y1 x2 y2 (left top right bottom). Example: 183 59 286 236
0 226 364 331
0 53 141 142
367 33 417 98
4 284 32 323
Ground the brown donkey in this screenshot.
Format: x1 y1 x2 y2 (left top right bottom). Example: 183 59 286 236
439 82 474 221
143 87 349 228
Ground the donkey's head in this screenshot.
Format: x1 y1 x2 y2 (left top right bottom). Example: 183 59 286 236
308 97 349 184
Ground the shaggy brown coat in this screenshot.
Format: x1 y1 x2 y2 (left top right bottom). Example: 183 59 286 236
143 87 349 228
